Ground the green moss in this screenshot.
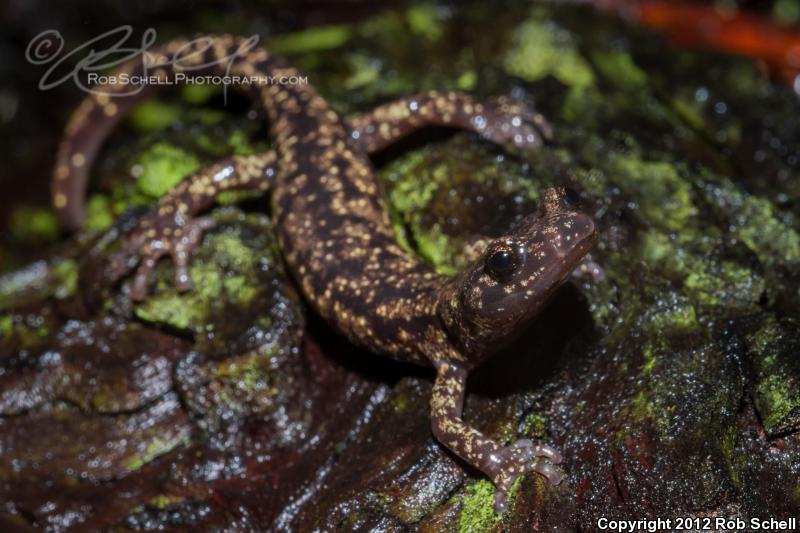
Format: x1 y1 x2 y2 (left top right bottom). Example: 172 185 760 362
591 50 647 90
697 174 800 272
382 153 455 270
458 480 500 533
504 17 594 89
104 181 152 219
610 155 697 232
393 389 410 414
388 182 453 272
755 374 796 433
719 424 742 488
84 195 115 232
192 124 260 159
134 230 262 332
731 194 800 268
640 296 700 336
181 84 218 104
640 231 674 264
415 225 458 275
628 390 655 423
0 0 792 514
774 0 800 25
683 260 763 309
8 318 52 350
343 53 382 91
660 302 699 333
147 494 185 509
213 232 261 270
268 24 352 55
381 136 540 275
522 412 547 438
134 142 201 198
639 230 763 315
387 158 439 214
135 287 208 332
670 97 707 131
359 10 407 43
194 109 227 126
616 364 676 434
125 432 190 472
746 319 800 435
9 206 59 241
222 274 258 305
389 216 415 257
406 4 444 41
226 129 257 156
682 272 717 305
135 267 221 331
129 100 182 132
216 189 262 205
641 345 657 375
210 348 276 397
456 70 477 91
52 259 78 300
0 314 12 338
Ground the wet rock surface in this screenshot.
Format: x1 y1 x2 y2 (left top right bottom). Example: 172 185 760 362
1 2 799 531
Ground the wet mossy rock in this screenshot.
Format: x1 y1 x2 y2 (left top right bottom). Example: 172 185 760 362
2 2 800 531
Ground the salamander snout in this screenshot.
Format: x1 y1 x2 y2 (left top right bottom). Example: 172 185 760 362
546 213 596 260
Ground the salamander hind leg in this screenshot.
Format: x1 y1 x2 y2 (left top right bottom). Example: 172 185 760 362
107 153 276 300
430 362 564 514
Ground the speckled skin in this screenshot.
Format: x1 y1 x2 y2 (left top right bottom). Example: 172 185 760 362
51 35 596 513
54 91 552 298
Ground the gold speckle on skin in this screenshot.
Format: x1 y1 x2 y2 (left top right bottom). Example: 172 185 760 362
71 153 85 167
54 193 67 208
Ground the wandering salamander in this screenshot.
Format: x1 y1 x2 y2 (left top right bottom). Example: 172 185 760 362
51 35 596 512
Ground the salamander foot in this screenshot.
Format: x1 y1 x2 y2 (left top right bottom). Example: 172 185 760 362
489 439 564 514
475 96 554 151
108 212 216 301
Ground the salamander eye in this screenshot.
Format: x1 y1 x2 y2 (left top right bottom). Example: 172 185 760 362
564 187 581 208
485 243 520 281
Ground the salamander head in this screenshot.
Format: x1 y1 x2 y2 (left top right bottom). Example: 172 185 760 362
438 187 596 362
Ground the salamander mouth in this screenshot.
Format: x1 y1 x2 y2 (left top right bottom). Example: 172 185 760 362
549 215 596 258
502 228 597 321
557 230 597 277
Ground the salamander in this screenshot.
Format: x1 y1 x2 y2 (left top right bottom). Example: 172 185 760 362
54 89 553 298
51 35 596 513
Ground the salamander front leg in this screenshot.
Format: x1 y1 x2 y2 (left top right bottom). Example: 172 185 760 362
430 362 564 514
